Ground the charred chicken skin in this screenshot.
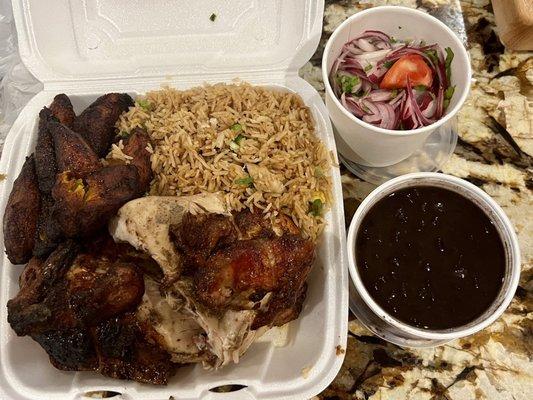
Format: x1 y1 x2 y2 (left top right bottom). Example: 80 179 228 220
171 210 315 328
73 93 134 157
7 238 175 384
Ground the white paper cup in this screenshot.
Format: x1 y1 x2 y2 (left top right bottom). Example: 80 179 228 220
347 173 521 345
322 6 471 167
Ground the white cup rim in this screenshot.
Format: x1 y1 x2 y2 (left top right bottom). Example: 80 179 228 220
321 6 472 137
347 172 521 341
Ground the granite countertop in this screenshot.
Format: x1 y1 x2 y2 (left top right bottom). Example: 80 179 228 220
300 1 532 399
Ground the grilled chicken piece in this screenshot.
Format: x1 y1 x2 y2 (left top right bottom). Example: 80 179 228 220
173 211 314 318
8 241 80 335
3 155 41 264
50 121 101 176
111 195 315 368
73 93 134 157
93 313 175 384
52 165 141 237
110 194 229 280
49 94 76 128
7 238 176 384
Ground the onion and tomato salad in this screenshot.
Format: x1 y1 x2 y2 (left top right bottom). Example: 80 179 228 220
329 30 455 130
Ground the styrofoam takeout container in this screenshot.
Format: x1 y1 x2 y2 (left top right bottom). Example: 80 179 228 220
347 173 521 347
322 6 471 167
0 1 348 399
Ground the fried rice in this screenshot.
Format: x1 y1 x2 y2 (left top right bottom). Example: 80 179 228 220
115 83 332 240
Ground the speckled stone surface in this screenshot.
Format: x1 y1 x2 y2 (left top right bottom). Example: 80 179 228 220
300 1 532 399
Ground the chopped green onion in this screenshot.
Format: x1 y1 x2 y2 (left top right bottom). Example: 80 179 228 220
336 74 360 93
233 133 245 145
230 123 243 132
389 36 397 44
309 199 324 217
383 61 394 69
117 131 130 139
364 64 372 72
210 13 217 22
414 85 427 92
137 99 152 111
314 167 324 178
235 175 253 187
390 89 398 98
444 47 454 82
229 133 245 151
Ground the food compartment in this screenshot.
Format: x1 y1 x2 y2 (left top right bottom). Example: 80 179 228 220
0 82 347 400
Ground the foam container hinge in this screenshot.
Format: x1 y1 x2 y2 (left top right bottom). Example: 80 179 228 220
0 1 348 399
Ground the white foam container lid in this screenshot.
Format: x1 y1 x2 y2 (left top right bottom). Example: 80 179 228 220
0 1 348 399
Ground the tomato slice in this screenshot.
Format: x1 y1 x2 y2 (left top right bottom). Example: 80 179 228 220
380 54 433 89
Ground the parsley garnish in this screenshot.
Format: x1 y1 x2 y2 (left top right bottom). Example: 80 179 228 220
414 85 427 92
364 64 372 72
383 61 394 69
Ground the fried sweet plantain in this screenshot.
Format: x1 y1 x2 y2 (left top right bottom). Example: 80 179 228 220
35 108 58 193
3 155 41 264
73 93 134 157
120 128 153 191
50 121 101 176
33 194 64 257
49 94 76 128
52 165 141 237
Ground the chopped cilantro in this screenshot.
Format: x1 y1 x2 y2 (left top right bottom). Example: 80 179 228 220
364 64 372 72
137 99 152 111
336 74 360 93
414 85 427 92
443 99 450 109
210 13 217 22
309 199 324 217
444 47 454 81
383 60 394 69
235 175 253 187
424 49 439 66
390 89 398 98
444 85 455 100
230 123 243 132
389 36 397 44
